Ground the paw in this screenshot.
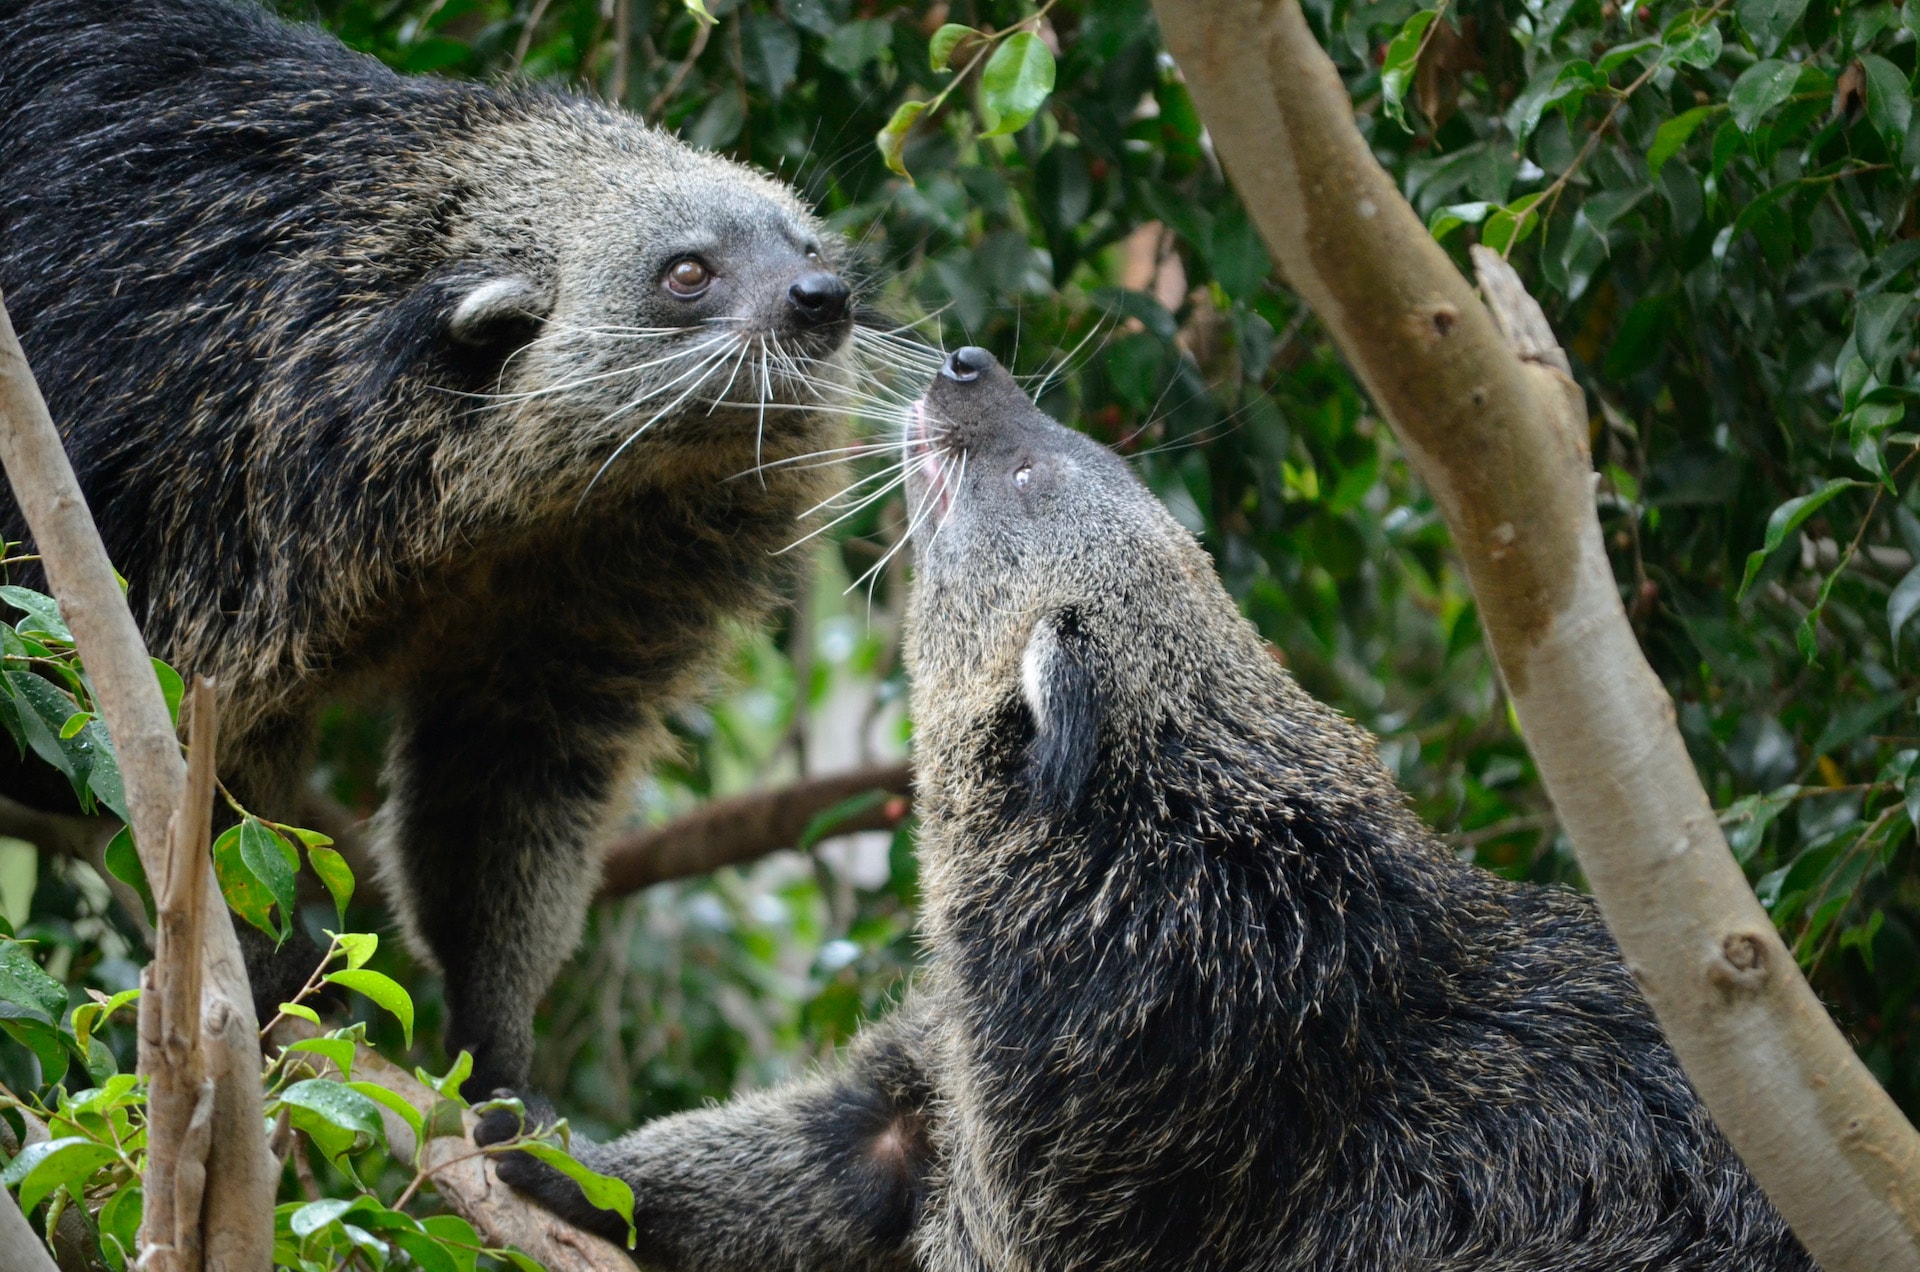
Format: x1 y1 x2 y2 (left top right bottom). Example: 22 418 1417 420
472 1089 632 1248
471 1087 558 1148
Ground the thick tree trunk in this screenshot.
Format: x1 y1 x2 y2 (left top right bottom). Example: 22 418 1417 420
1148 2 1920 1268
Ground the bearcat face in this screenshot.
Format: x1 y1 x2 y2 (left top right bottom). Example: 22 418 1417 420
902 348 1265 816
430 102 858 506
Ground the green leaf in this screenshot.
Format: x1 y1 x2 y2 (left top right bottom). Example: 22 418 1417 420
0 587 71 643
103 828 153 926
1596 37 1662 75
978 31 1055 138
239 818 299 942
1737 479 1866 598
1481 193 1544 255
1860 55 1914 155
290 1196 356 1239
347 1080 426 1146
82 720 126 821
1 1017 72 1081
680 0 715 27
419 1217 480 1272
56 711 90 741
1 1136 117 1214
1736 0 1811 57
876 100 926 179
1504 61 1602 144
0 938 68 1021
151 659 184 726
1428 201 1494 242
97 1186 141 1272
324 969 415 1048
275 1001 321 1027
1721 788 1792 863
510 1141 637 1246
389 1230 462 1272
211 824 279 940
1381 9 1436 131
1660 14 1723 69
421 1050 473 1101
278 1079 386 1158
928 23 974 72
284 1035 357 1078
332 931 378 971
307 845 354 922
70 987 139 1057
1890 564 1920 652
1648 106 1719 177
1729 59 1801 132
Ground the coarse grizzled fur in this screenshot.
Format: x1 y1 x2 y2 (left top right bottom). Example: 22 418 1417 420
493 348 1817 1271
0 0 857 1098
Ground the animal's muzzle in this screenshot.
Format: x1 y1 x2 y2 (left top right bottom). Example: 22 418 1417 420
788 271 851 326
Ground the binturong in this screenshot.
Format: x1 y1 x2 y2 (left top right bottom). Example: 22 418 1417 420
493 347 1816 1271
0 0 865 1100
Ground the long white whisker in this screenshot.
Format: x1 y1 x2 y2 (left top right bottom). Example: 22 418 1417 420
777 469 911 553
577 339 738 505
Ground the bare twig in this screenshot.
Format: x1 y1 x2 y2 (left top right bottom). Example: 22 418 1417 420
0 293 275 1270
645 17 713 120
596 762 913 897
1151 5 1920 1268
137 678 220 1272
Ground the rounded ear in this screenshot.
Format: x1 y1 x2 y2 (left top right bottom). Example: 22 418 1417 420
1019 610 1107 815
447 275 552 349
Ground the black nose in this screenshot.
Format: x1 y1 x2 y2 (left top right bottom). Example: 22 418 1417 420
788 271 849 325
942 346 995 383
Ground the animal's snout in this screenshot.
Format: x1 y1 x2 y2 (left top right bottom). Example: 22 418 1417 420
788 271 850 326
942 346 995 383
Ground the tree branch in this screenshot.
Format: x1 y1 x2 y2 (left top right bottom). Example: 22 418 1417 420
137 678 219 1272
0 1186 60 1272
596 762 913 898
341 1045 631 1271
1149 3 1920 1268
0 294 275 1270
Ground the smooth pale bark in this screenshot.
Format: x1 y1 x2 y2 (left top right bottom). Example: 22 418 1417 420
1149 2 1920 1268
0 293 276 1270
0 1187 60 1272
138 679 220 1272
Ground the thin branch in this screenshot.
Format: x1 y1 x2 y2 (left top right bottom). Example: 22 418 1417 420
137 677 219 1272
0 292 275 1270
0 1186 60 1272
645 17 713 120
597 762 913 897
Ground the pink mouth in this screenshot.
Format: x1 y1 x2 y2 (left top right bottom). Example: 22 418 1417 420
906 399 953 522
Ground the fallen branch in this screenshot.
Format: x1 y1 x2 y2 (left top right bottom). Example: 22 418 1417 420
1148 4 1920 1267
0 293 275 1270
596 762 913 898
137 678 219 1272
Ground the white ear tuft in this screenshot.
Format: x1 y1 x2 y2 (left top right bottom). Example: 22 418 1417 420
1021 620 1058 723
449 276 550 347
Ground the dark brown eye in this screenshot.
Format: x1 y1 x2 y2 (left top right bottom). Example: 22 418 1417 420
665 258 711 298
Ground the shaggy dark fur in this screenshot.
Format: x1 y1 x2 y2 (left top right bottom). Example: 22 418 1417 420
0 0 856 1098
498 349 1816 1271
